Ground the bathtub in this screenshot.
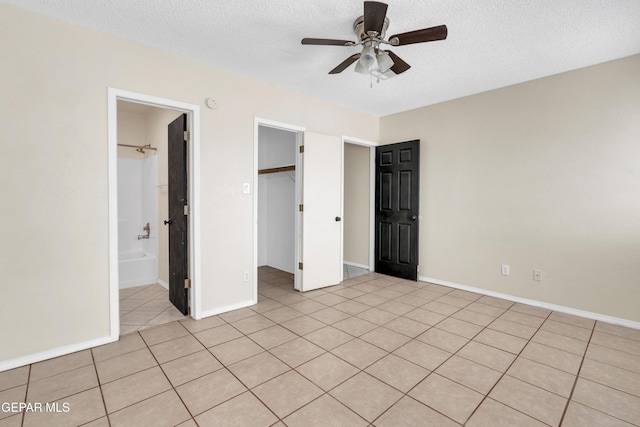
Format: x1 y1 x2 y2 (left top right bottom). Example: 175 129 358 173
119 251 158 289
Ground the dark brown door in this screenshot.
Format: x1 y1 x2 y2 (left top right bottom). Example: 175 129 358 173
375 140 420 280
166 114 189 314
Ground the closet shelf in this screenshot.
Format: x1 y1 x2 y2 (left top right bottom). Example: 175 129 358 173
258 165 295 175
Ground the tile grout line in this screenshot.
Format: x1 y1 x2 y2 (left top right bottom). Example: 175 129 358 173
19 364 31 427
557 321 596 426
89 348 112 427
135 327 198 425
369 292 482 426
458 307 553 426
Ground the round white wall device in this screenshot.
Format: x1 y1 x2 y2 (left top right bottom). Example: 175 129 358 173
205 98 217 109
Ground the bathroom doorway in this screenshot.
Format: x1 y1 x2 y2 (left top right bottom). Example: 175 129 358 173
116 101 187 334
108 88 202 340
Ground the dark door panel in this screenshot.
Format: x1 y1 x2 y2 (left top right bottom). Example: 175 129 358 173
375 140 420 280
167 113 189 315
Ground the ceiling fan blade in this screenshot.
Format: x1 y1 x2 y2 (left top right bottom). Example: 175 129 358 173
364 1 388 36
329 53 361 74
389 25 448 46
385 50 411 74
302 38 354 46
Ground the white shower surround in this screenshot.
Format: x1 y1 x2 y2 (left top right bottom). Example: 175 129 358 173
117 156 158 288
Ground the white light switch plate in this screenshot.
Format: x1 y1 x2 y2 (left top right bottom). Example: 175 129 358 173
242 183 250 194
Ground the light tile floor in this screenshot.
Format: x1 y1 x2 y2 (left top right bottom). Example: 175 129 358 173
343 264 369 280
2 267 640 426
119 283 187 335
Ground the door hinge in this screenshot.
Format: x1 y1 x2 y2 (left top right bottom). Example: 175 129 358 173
299 145 304 153
184 130 190 142
298 262 303 270
184 278 191 289
184 205 189 216
299 204 303 212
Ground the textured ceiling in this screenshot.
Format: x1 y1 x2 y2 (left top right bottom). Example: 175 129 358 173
4 0 640 116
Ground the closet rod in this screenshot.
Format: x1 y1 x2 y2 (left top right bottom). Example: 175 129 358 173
258 165 295 175
117 143 157 152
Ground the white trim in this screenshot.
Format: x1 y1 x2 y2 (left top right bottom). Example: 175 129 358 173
108 87 202 341
420 276 640 330
253 118 306 294
339 140 345 282
369 146 375 271
343 261 371 270
0 335 115 372
342 136 377 271
157 279 169 290
118 279 159 289
255 118 305 133
200 299 256 319
343 135 380 147
294 132 303 291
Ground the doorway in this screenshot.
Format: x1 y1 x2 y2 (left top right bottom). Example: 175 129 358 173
254 120 377 297
108 88 201 341
256 123 302 294
342 140 375 280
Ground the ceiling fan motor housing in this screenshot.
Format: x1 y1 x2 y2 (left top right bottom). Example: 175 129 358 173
353 16 390 42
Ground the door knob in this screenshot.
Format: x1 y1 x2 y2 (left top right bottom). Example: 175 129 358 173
164 219 173 225
335 217 341 222
410 215 418 220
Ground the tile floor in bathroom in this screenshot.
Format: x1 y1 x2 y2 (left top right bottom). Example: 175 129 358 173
119 284 188 335
1 267 639 426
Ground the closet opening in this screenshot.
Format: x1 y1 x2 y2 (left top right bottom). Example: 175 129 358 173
256 123 302 293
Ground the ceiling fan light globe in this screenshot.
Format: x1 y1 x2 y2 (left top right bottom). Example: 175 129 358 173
354 60 369 74
377 51 394 72
355 45 380 74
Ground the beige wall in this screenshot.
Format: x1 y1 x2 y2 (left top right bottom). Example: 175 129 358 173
0 4 378 366
343 144 371 267
116 110 146 160
381 55 640 322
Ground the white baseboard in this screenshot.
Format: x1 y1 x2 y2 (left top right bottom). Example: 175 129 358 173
157 279 169 290
344 261 371 270
420 276 640 330
0 335 117 373
119 278 159 289
199 299 256 319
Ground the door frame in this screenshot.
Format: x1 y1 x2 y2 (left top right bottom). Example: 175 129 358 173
108 87 202 341
342 136 378 272
253 118 305 294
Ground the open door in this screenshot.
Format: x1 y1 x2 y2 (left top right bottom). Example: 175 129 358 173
166 114 189 314
375 140 420 281
301 132 342 291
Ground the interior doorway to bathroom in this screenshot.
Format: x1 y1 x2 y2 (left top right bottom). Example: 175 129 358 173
116 101 187 334
108 88 201 340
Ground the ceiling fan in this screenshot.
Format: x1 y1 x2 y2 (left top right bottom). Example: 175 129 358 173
301 1 447 79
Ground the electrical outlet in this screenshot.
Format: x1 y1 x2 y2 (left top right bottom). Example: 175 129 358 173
243 271 250 281
501 264 510 276
533 269 542 281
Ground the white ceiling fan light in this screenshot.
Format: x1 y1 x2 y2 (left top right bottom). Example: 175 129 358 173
355 44 379 74
376 50 394 72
